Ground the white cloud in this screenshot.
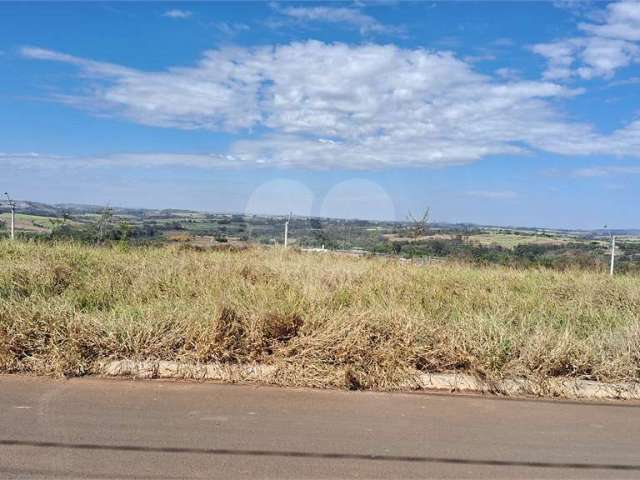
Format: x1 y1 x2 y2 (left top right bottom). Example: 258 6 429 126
0 152 240 169
577 36 639 79
578 1 640 42
19 41 640 169
531 39 579 80
572 165 640 177
272 4 397 35
463 53 496 63
163 9 192 19
495 67 520 80
609 75 640 86
532 1 640 80
19 46 134 77
20 45 264 131
465 190 517 199
552 0 597 17
214 22 250 37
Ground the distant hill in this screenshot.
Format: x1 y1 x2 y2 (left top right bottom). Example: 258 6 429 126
2 199 639 236
2 200 60 217
0 201 201 218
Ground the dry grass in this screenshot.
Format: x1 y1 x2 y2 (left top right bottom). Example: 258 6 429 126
468 233 570 248
1 240 639 391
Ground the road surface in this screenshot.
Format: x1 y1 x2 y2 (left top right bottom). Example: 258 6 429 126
1 375 640 479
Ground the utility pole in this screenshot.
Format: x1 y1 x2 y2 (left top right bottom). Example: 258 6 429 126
610 234 616 276
604 225 616 276
96 206 113 244
284 212 291 248
4 192 16 240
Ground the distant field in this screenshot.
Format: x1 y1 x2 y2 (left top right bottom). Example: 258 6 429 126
384 231 589 248
1 241 638 394
0 213 86 233
0 213 54 232
469 232 573 248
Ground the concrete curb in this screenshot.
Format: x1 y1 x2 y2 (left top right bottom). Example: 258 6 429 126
415 372 640 400
95 360 640 400
97 360 277 382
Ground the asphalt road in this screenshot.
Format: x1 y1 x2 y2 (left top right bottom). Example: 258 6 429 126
1 376 640 479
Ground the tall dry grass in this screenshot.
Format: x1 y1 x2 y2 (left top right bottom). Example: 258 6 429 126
1 240 639 390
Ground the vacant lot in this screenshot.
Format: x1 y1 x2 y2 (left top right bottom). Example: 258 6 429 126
1 241 638 391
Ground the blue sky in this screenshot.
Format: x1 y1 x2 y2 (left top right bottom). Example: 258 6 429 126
1 1 640 228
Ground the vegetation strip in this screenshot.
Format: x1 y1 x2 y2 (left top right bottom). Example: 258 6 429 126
1 241 639 398
97 360 640 400
4 200 640 274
